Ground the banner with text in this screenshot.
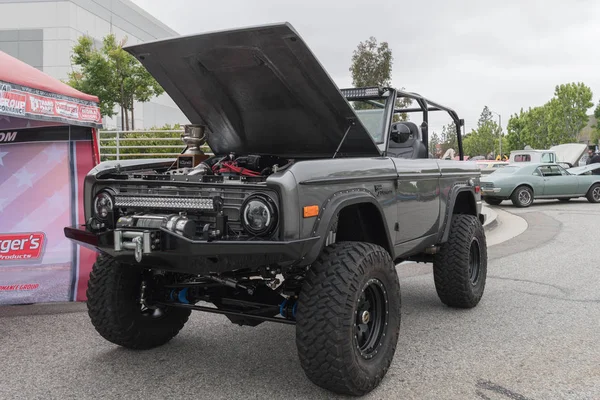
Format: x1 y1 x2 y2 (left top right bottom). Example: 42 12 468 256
0 80 102 128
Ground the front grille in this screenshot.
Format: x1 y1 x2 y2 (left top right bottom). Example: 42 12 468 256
481 182 494 189
113 185 277 237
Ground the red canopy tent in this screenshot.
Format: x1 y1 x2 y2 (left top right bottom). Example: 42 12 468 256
0 51 102 305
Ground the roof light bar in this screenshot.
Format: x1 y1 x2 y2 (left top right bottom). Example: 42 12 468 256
114 196 214 210
340 87 382 99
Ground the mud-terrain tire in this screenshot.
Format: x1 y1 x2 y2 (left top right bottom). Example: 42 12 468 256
87 255 191 349
484 198 502 206
433 214 487 308
510 185 534 207
586 183 600 203
295 242 401 396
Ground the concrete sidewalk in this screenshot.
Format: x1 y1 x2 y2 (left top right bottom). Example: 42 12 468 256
482 204 498 231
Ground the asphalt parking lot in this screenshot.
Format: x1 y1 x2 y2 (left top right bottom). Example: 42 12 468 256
1 199 599 400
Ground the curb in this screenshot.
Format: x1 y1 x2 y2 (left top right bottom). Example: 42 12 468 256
482 205 499 232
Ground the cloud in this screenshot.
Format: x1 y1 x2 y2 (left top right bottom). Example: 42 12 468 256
131 0 600 136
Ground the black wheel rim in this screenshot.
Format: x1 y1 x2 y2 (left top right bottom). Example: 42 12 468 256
355 278 388 359
468 238 481 285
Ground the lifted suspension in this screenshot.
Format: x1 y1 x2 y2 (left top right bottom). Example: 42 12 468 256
159 275 299 325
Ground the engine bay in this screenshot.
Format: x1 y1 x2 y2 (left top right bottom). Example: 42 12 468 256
166 153 294 180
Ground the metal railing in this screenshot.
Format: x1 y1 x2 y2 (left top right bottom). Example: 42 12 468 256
98 130 212 161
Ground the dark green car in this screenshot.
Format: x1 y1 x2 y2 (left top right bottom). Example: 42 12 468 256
480 162 600 207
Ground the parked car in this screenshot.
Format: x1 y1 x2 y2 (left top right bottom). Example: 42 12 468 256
508 143 587 167
476 160 509 175
480 162 600 207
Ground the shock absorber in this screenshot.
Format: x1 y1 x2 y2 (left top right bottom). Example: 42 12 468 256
279 297 298 320
169 287 191 304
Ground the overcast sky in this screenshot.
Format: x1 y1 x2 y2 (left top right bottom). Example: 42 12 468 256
131 0 600 136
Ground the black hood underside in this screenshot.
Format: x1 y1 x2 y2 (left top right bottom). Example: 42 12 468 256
125 23 381 158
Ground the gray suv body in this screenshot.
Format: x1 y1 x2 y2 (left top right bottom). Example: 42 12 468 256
65 23 488 396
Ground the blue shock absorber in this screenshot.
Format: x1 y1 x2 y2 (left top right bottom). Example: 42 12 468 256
177 287 190 304
279 298 298 319
279 299 288 317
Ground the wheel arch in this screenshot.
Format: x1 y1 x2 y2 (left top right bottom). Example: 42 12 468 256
440 187 478 243
303 191 395 264
510 183 534 198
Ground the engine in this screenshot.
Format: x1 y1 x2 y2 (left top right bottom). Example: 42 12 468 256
166 153 293 179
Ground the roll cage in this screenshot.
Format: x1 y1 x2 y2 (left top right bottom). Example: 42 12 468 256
340 86 465 160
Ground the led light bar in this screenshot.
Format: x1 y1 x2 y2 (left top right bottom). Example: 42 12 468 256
114 196 214 210
340 87 382 99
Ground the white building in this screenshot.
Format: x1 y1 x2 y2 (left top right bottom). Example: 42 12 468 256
0 0 189 129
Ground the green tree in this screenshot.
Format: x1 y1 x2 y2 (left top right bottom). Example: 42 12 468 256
349 36 412 121
439 123 458 156
67 35 117 118
506 109 528 151
462 106 502 157
592 103 600 145
504 82 593 150
68 34 164 130
429 131 441 157
546 82 593 144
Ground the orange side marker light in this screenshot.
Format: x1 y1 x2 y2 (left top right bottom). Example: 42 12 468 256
303 205 319 218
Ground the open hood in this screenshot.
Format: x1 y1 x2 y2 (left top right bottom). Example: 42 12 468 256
567 163 600 175
125 23 381 158
549 143 587 166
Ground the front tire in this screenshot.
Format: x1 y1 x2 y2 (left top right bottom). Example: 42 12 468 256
87 255 191 350
295 242 401 396
511 185 534 207
433 214 487 308
586 183 600 203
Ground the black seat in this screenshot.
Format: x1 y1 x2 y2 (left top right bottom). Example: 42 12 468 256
387 122 428 159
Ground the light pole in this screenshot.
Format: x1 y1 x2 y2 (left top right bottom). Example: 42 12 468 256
490 110 502 158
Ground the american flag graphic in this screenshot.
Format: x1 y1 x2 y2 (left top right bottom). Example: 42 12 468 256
0 142 72 264
0 138 96 304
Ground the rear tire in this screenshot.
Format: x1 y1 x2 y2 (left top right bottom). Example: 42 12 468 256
511 185 534 207
87 255 191 350
586 183 600 203
296 242 401 396
484 198 502 206
433 214 487 308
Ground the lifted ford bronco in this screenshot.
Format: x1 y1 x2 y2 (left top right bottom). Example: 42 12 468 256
65 23 487 396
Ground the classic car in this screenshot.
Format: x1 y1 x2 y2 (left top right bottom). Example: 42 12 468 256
476 160 509 175
480 162 600 207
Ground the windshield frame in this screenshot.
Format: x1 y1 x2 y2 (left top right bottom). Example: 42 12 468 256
340 87 397 154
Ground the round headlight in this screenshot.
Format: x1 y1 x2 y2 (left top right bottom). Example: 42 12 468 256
241 195 277 236
93 191 114 220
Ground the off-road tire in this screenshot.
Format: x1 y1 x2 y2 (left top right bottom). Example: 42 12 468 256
295 242 401 396
511 185 534 207
586 183 600 203
87 255 191 349
433 214 487 308
484 198 502 206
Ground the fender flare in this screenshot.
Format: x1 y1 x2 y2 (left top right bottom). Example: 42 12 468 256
439 185 478 243
303 188 395 264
